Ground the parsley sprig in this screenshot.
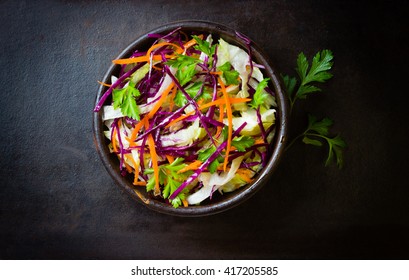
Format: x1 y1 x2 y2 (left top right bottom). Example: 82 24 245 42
112 82 141 120
250 78 270 109
218 62 240 85
145 158 192 208
174 81 212 107
166 54 199 86
283 50 346 168
283 50 333 112
286 114 347 168
192 35 216 57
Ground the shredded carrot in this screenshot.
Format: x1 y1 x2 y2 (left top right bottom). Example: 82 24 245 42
210 71 222 75
237 173 253 183
183 34 203 50
216 103 224 137
218 77 233 171
125 137 138 147
144 121 161 196
237 168 254 177
165 155 175 164
152 64 162 71
113 54 164 65
146 42 184 59
125 154 141 185
130 116 148 141
124 162 133 173
177 160 203 174
196 99 204 106
111 126 118 153
182 199 189 207
148 83 174 119
97 80 111 87
133 181 147 186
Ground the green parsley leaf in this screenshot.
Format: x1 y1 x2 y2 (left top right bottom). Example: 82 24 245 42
250 78 270 109
302 136 322 146
175 63 197 86
144 158 192 207
306 114 333 136
162 176 181 199
221 126 228 142
174 82 212 107
166 54 199 86
192 35 216 57
198 146 216 162
218 62 240 85
303 114 347 168
283 50 334 112
232 135 255 152
166 157 186 172
166 54 199 69
325 134 346 168
281 74 297 98
174 91 186 107
146 176 155 192
112 82 141 120
208 158 220 174
197 146 222 174
295 50 333 100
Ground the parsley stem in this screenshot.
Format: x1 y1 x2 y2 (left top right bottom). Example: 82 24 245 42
305 132 330 141
284 132 304 152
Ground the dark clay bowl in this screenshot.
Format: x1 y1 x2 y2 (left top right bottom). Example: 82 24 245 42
93 20 289 217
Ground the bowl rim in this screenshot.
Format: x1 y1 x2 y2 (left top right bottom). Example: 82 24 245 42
93 20 289 217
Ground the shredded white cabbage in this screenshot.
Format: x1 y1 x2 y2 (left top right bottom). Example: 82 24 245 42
186 156 244 204
161 119 203 147
227 108 276 136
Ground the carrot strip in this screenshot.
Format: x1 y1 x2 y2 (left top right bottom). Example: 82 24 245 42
165 155 175 164
113 54 163 65
97 80 111 87
183 34 203 50
210 71 222 75
146 42 184 58
218 77 233 171
111 126 118 153
237 173 253 183
237 168 254 177
125 137 138 147
125 154 141 185
148 83 174 119
133 181 147 186
216 103 224 137
124 162 133 173
130 116 148 141
144 121 161 196
177 160 203 174
152 64 162 71
182 199 188 207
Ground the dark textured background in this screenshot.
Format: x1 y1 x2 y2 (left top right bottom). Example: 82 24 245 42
1 0 408 259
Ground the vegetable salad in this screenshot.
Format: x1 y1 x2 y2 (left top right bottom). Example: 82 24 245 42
94 28 277 208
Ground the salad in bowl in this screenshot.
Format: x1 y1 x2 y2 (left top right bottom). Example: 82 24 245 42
93 21 288 216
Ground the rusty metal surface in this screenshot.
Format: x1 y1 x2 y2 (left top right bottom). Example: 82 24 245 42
1 0 408 259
